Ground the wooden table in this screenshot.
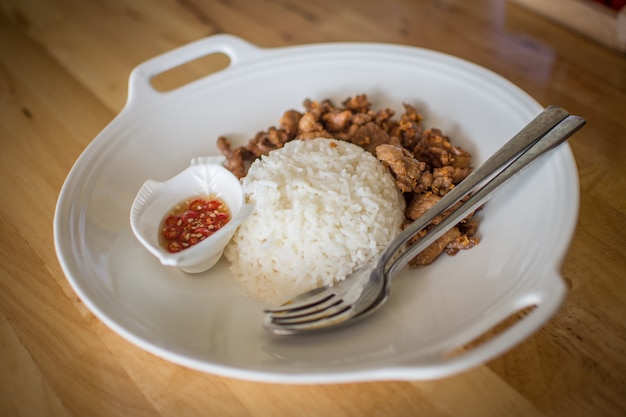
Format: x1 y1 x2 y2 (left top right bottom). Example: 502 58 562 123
1 1 625 416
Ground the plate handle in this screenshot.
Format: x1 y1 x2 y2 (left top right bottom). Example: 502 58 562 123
403 274 568 378
125 34 263 107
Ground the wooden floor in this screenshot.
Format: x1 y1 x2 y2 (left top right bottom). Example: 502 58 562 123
1 0 625 416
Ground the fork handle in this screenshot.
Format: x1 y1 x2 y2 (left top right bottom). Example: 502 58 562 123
380 109 585 279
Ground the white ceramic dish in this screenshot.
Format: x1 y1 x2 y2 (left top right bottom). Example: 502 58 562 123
54 34 579 384
130 156 252 273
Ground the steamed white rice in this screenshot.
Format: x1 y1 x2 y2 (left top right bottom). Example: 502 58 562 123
225 138 405 306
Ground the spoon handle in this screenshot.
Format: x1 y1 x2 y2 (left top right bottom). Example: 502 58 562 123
378 107 585 278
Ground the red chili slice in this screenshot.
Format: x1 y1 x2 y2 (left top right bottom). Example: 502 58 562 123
179 232 192 243
189 199 208 212
214 212 229 222
164 215 179 226
167 241 183 253
181 210 199 222
162 225 181 240
195 227 212 237
207 200 221 210
161 196 231 253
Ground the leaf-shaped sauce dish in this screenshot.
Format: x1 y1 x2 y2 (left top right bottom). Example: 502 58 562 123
130 156 253 273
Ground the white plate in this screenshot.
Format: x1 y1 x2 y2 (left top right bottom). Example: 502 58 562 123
54 35 578 383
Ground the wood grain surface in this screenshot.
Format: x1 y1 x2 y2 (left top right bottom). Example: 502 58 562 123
1 1 625 416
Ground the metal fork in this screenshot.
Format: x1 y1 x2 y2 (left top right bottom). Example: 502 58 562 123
263 106 586 335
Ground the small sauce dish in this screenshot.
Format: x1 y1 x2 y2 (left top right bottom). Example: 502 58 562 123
130 156 253 273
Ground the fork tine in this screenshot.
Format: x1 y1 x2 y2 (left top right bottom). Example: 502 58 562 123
269 295 345 321
264 302 353 334
263 286 335 314
271 302 351 325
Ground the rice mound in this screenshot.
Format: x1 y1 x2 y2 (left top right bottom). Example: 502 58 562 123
225 138 405 306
